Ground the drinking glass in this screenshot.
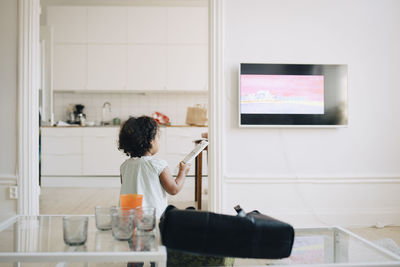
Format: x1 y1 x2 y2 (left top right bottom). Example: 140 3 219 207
136 207 156 233
133 232 157 251
63 216 88 246
95 206 112 230
111 208 136 240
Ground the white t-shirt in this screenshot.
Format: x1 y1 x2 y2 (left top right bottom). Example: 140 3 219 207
120 156 168 218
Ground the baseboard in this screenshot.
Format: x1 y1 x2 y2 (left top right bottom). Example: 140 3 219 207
0 174 17 185
270 208 400 228
0 215 17 232
224 175 400 184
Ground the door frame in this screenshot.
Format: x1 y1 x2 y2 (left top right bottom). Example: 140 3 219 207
18 0 41 215
207 0 224 212
19 0 225 214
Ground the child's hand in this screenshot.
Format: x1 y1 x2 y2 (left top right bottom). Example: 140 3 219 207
178 161 191 175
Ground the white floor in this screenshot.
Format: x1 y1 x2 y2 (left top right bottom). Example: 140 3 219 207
39 180 206 215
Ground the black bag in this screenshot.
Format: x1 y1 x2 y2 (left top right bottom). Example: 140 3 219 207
159 205 294 259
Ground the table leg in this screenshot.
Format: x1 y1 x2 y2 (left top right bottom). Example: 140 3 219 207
155 260 167 267
195 158 198 202
155 261 166 267
196 152 203 210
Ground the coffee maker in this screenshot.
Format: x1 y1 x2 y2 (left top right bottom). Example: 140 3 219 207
68 104 86 125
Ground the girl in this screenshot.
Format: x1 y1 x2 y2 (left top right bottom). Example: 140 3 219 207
118 116 191 217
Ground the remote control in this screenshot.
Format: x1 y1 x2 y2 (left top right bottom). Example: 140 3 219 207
172 140 209 175
182 140 209 164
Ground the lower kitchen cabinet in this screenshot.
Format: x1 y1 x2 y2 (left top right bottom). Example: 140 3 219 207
158 127 208 176
82 128 127 175
41 128 83 176
41 154 82 176
41 126 207 178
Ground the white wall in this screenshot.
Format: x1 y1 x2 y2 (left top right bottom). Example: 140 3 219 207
0 0 18 219
53 92 208 125
221 0 400 227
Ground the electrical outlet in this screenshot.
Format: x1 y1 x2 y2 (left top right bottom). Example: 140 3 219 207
9 186 18 200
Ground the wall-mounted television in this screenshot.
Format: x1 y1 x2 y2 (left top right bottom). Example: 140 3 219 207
239 63 348 127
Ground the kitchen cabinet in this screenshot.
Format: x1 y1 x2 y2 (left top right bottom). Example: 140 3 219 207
167 7 208 44
82 128 126 175
41 128 83 176
88 7 127 44
53 45 86 90
158 127 208 176
127 7 167 44
127 45 167 91
41 126 207 178
41 127 127 176
48 5 208 92
167 45 208 91
87 45 127 90
47 6 87 43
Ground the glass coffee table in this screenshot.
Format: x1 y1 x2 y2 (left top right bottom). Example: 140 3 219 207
0 215 166 267
234 227 400 266
0 217 399 267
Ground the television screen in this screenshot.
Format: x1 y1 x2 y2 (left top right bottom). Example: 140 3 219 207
239 63 348 127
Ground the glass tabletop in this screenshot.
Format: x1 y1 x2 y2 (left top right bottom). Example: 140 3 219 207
0 215 166 264
234 227 400 266
1 217 399 266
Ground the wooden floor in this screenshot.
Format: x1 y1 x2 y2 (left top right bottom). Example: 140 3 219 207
39 187 400 266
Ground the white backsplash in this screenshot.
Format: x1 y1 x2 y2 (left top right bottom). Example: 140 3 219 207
53 92 208 125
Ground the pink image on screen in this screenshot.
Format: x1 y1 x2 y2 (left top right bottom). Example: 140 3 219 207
240 75 324 114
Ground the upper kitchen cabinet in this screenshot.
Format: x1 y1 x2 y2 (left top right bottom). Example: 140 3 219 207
87 45 127 90
48 5 208 92
47 6 87 43
128 7 167 44
53 45 86 90
167 45 208 91
127 45 167 91
167 7 208 44
88 7 127 44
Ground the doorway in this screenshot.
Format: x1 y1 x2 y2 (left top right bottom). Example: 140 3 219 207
30 0 221 214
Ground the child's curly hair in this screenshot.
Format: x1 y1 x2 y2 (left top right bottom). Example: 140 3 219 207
118 116 159 158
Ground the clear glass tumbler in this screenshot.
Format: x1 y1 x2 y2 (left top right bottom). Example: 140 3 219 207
63 216 88 246
111 208 136 240
136 207 156 232
95 206 112 230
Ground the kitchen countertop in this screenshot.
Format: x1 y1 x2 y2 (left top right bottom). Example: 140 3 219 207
41 124 207 128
